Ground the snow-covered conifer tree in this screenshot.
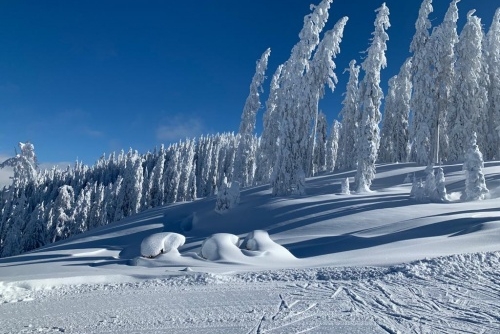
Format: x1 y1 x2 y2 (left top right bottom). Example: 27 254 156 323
448 10 487 162
409 0 434 164
393 58 412 162
341 177 350 195
234 48 270 187
337 60 360 171
271 1 346 196
486 9 500 159
306 17 348 177
51 185 75 243
312 112 328 174
355 3 390 192
380 58 412 163
326 120 341 172
463 133 488 201
430 0 460 163
379 76 397 163
256 65 283 184
435 167 448 202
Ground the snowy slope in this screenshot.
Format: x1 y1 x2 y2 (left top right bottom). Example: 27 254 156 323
1 162 500 333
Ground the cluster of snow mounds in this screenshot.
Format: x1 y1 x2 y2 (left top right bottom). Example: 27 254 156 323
240 230 296 259
200 233 240 261
140 232 185 258
200 230 296 262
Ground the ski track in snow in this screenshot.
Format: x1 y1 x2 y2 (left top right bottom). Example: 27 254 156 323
1 252 499 334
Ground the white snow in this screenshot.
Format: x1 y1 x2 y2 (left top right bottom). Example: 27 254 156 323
1 162 500 332
140 232 186 258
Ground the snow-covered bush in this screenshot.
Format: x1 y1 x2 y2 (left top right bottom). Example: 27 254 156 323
411 166 449 203
215 179 240 213
140 232 185 258
435 167 449 202
463 133 489 201
341 178 350 195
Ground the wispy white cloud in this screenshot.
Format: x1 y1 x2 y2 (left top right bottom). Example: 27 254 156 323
156 115 206 142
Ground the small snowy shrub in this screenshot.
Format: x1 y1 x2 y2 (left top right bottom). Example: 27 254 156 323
404 173 412 183
435 167 449 202
463 133 489 201
215 179 240 213
341 177 350 195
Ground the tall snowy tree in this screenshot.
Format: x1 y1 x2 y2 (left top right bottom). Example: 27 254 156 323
355 3 390 192
234 48 271 187
271 0 341 196
448 10 487 162
392 58 412 163
486 9 500 159
429 0 460 163
379 76 398 163
326 120 341 172
256 65 283 184
380 58 412 163
409 0 434 164
463 133 488 201
306 17 348 177
312 112 328 174
337 60 361 171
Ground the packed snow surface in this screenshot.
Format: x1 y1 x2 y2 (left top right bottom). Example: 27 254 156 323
1 162 500 333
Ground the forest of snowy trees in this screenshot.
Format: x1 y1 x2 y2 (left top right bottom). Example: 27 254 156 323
1 0 500 257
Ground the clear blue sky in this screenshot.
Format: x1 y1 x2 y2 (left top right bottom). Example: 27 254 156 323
0 0 497 166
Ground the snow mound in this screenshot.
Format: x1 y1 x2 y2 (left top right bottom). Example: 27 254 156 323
240 230 296 259
140 232 185 258
200 233 240 261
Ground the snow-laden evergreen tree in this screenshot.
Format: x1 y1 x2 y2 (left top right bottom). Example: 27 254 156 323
234 48 271 187
256 65 283 184
448 10 487 162
177 139 196 202
429 0 460 163
409 0 434 164
312 112 328 174
214 177 240 213
306 17 348 177
148 145 166 208
393 59 412 162
463 133 488 201
435 167 448 202
51 185 75 243
424 165 437 201
21 201 47 253
271 0 345 196
337 60 360 171
355 3 390 192
0 141 39 186
379 76 397 163
486 9 500 159
341 177 350 195
326 120 341 172
380 58 412 163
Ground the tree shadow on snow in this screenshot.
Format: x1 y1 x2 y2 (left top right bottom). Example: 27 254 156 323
287 216 497 258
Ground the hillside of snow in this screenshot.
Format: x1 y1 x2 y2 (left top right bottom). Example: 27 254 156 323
1 162 500 333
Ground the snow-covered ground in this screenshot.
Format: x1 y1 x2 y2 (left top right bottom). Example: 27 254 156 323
1 162 500 333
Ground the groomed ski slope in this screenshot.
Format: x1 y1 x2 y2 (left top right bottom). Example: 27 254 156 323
1 162 500 333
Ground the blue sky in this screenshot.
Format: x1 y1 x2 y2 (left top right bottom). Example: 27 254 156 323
0 0 497 168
